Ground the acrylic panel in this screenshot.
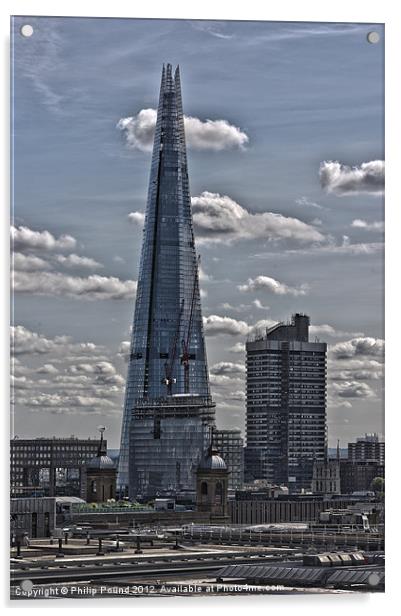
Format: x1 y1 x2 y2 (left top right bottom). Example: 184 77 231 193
10 16 384 599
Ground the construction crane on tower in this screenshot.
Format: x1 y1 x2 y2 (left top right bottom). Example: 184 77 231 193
181 255 200 394
161 299 184 395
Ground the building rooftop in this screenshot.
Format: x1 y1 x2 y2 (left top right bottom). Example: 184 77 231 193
198 450 227 471
85 455 116 471
247 313 311 344
85 427 115 471
55 496 86 504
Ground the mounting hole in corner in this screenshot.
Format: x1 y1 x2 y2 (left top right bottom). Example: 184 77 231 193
20 24 34 38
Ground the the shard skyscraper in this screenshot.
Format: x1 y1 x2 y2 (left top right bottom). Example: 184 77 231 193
118 64 215 499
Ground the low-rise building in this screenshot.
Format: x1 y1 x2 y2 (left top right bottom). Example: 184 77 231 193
312 458 341 495
236 483 289 500
340 460 384 494
229 494 379 525
10 496 85 539
81 429 117 503
196 448 229 523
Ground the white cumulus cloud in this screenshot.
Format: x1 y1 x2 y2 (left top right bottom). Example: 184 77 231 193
117 110 157 152
13 252 51 272
69 361 124 386
320 160 384 196
252 299 270 310
128 192 325 246
11 325 100 356
331 337 385 359
331 381 376 399
351 219 384 232
12 326 66 355
183 115 249 150
55 254 103 270
117 340 131 362
238 275 309 296
17 392 115 411
331 368 383 382
329 358 383 383
228 342 246 353
11 327 125 416
11 225 77 252
310 324 364 338
191 192 325 244
13 271 137 300
254 237 384 259
117 109 249 152
203 315 250 336
210 374 244 386
37 363 59 375
128 212 146 226
210 362 246 376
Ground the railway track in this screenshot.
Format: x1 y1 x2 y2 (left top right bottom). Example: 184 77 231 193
10 551 284 585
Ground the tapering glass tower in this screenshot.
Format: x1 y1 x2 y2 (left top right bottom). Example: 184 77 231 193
118 64 215 499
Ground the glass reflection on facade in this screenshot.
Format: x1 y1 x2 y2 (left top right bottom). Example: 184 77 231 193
118 64 215 498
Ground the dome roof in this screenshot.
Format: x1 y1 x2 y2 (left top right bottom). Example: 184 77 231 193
85 454 116 471
85 428 116 471
198 452 227 471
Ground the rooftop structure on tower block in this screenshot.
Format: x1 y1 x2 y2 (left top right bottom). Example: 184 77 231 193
245 313 327 493
117 64 215 499
348 434 385 465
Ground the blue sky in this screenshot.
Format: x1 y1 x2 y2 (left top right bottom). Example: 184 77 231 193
11 16 384 447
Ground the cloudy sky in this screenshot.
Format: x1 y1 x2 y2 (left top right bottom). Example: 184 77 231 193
11 17 384 448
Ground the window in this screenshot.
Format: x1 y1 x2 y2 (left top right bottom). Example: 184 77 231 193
31 512 37 538
215 482 223 506
44 512 50 538
200 481 208 503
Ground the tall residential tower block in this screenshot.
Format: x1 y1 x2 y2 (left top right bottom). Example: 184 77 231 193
245 314 327 492
118 64 215 499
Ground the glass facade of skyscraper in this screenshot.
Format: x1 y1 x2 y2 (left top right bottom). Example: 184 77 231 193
118 64 215 498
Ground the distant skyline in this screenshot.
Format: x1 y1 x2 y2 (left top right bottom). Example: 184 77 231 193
11 17 384 447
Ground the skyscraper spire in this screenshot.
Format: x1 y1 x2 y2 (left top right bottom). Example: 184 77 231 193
117 64 214 498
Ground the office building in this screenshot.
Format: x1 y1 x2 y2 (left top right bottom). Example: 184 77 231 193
10 437 104 497
213 428 244 491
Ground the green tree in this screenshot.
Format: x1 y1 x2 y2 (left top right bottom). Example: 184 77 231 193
371 476 385 500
